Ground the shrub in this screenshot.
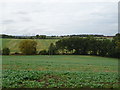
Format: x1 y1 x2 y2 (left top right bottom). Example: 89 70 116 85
0 50 2 55
2 48 10 55
11 52 21 55
39 50 48 55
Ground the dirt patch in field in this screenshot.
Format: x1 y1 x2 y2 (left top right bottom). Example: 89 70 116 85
35 75 65 88
36 67 48 71
98 82 120 85
104 70 118 72
2 64 20 68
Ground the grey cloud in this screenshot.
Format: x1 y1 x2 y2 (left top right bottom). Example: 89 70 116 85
0 20 15 24
19 17 31 22
16 11 28 15
1 2 118 36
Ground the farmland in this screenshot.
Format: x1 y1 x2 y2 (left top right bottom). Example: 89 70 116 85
2 55 119 88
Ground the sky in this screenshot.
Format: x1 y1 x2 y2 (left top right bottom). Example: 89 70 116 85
0 0 118 36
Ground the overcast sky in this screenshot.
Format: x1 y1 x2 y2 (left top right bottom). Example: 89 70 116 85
0 0 118 36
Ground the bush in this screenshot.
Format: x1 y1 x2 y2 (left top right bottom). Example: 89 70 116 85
39 50 48 55
0 50 2 55
2 48 10 55
19 40 37 55
11 52 21 55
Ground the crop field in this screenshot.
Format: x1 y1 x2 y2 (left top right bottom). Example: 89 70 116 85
0 39 58 53
2 55 119 88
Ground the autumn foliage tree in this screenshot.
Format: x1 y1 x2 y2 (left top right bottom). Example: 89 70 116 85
19 40 37 55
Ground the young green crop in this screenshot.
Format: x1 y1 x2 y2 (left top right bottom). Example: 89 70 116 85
2 55 119 88
2 70 119 88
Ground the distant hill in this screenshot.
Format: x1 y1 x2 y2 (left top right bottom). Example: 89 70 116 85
0 38 58 53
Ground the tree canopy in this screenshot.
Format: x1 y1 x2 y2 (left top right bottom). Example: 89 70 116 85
55 35 119 58
19 40 37 55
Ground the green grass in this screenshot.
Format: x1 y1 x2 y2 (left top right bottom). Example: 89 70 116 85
0 39 58 53
2 55 119 88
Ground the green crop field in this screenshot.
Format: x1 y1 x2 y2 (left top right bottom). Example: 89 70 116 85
2 55 119 88
0 39 58 53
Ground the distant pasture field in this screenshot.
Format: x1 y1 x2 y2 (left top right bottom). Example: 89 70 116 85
2 55 119 88
0 39 58 53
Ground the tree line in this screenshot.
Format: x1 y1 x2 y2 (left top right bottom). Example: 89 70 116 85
1 33 120 58
0 34 113 39
46 33 120 58
55 35 120 58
